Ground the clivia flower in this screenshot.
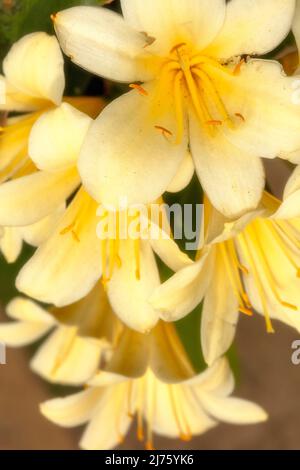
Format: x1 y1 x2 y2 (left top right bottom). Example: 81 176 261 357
0 101 191 333
53 0 300 218
151 189 300 365
0 284 120 385
0 32 104 261
40 322 267 450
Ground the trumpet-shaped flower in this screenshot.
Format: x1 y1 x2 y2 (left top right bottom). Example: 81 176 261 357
151 192 300 365
0 284 120 385
0 102 191 333
53 0 300 218
40 322 267 450
0 33 104 262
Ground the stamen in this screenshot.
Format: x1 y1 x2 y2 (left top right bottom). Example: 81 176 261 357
238 233 275 334
173 71 185 144
129 84 148 96
154 125 173 139
168 385 192 441
50 13 57 22
233 58 245 76
235 113 245 122
206 120 222 126
192 67 234 127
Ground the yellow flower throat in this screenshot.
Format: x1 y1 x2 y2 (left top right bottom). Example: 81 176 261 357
131 42 245 143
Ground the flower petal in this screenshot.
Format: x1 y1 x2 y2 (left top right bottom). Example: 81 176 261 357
0 227 23 263
150 250 214 322
220 60 300 161
31 326 104 385
201 249 239 366
0 322 51 347
166 151 194 193
3 32 64 106
54 6 154 83
107 240 160 333
0 169 79 226
207 0 295 58
16 190 102 307
200 394 268 425
21 204 66 247
29 103 92 172
189 110 265 219
150 322 195 383
80 384 132 450
121 0 226 54
79 86 187 207
293 0 300 54
40 388 103 427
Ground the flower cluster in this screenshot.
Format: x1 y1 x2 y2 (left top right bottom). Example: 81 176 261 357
1 0 300 449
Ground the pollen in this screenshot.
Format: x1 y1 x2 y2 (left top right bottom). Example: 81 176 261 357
129 84 148 96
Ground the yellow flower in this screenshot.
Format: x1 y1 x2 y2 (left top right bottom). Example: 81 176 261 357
0 284 120 385
40 322 267 450
151 191 300 365
0 102 191 332
0 33 104 261
54 0 300 218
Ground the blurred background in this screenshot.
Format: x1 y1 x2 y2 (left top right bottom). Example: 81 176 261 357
1 0 300 450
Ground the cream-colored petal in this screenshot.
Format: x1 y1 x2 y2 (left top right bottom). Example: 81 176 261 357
150 250 214 322
107 239 160 332
121 0 226 54
31 326 104 385
80 384 132 450
146 210 193 272
0 169 79 226
3 32 64 106
29 103 92 172
104 328 150 378
206 0 295 58
54 6 154 83
189 110 265 219
40 388 103 427
275 166 300 218
293 0 300 55
6 297 55 323
0 227 23 263
16 190 102 307
0 75 47 112
0 322 52 347
220 60 300 161
166 151 194 193
185 358 234 396
200 394 268 425
201 250 239 366
20 204 66 247
150 377 216 438
79 85 187 207
150 322 195 383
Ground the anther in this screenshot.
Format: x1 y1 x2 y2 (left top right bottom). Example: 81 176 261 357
233 59 245 76
129 84 148 96
239 306 253 316
50 13 57 22
170 42 187 54
154 125 173 138
235 113 245 122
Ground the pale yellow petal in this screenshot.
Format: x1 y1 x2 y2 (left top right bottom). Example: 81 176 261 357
207 0 295 58
79 86 187 207
3 32 64 106
0 169 79 226
29 103 92 172
17 189 102 307
54 6 154 83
